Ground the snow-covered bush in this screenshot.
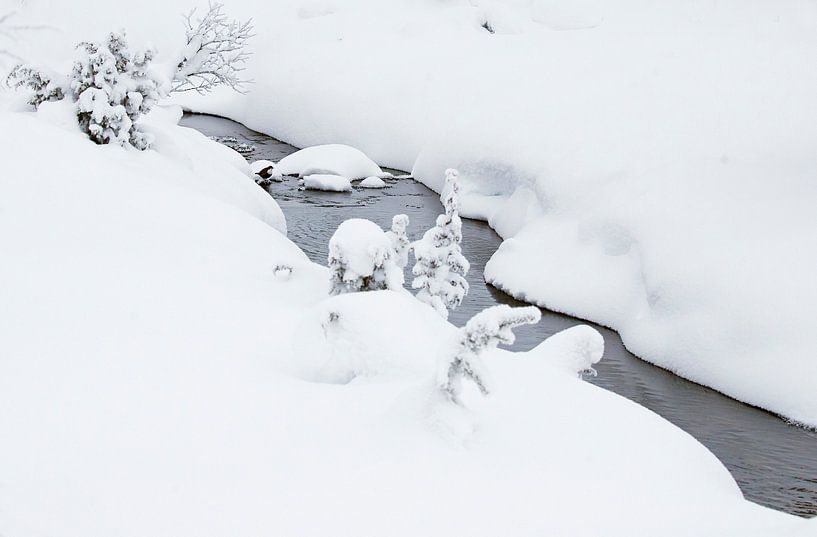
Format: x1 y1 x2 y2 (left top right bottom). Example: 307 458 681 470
172 2 254 94
7 31 160 149
411 168 470 319
70 32 161 149
328 218 403 295
442 305 541 403
5 63 64 107
385 214 410 270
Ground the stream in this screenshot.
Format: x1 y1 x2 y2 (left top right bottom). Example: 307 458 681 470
181 112 817 518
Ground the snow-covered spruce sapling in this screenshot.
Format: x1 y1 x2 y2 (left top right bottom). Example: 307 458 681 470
172 1 254 94
385 214 410 270
5 64 64 107
328 218 403 295
442 305 541 403
70 32 161 149
411 168 470 319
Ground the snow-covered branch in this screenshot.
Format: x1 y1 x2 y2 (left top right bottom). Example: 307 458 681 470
172 2 254 94
442 305 541 402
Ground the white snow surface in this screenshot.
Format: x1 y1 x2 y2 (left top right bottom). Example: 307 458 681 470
0 99 809 536
1 1 815 534
135 0 816 426
302 173 352 192
275 143 382 179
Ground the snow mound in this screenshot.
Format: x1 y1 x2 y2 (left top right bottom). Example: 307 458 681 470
302 173 352 192
359 176 386 188
287 290 455 383
276 144 382 179
529 0 604 30
297 2 335 19
526 324 604 377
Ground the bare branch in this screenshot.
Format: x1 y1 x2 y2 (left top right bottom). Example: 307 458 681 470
171 1 254 95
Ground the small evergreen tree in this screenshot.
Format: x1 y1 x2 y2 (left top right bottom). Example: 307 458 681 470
5 64 64 107
385 214 410 270
411 168 469 319
70 32 161 149
442 305 541 403
328 218 403 295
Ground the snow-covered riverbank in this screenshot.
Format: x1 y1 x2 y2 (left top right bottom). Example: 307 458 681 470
183 112 817 518
13 0 814 426
1 100 812 535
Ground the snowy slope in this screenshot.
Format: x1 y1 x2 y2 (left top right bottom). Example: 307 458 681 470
31 0 810 426
0 105 809 535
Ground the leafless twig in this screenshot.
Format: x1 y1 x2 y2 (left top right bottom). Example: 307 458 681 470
172 1 254 94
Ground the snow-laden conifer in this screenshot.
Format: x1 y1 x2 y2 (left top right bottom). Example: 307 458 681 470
70 32 161 149
442 305 541 402
385 214 410 270
411 168 469 319
5 64 64 107
328 218 403 295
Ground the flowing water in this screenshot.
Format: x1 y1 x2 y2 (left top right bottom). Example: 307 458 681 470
181 113 817 518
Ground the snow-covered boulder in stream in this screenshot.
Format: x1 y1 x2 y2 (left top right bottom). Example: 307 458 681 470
301 173 352 192
276 143 382 179
359 176 386 188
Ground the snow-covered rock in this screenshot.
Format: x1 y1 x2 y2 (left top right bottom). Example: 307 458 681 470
302 173 352 192
359 176 386 188
276 144 382 179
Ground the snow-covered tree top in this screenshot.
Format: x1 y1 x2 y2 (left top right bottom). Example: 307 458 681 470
329 218 393 279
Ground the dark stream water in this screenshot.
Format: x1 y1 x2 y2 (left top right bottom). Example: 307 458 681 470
181 113 817 518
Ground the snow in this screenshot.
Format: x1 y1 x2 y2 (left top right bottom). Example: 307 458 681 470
145 0 816 427
359 175 386 188
275 143 382 179
302 173 352 192
1 0 816 533
528 324 605 377
0 97 809 536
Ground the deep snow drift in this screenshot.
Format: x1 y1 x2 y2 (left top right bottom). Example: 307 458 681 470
0 101 810 535
14 0 814 425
